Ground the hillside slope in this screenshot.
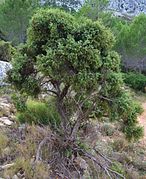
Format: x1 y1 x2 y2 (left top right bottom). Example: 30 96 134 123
109 0 146 16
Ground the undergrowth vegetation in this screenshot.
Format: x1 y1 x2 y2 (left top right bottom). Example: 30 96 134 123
16 99 61 127
123 72 146 92
0 40 14 61
0 124 146 178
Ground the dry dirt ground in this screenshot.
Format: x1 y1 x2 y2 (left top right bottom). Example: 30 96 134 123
135 92 146 144
138 102 146 141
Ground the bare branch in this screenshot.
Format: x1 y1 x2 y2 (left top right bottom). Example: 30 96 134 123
46 89 58 96
74 147 125 179
0 163 15 171
94 148 113 164
98 95 113 102
60 85 70 100
70 99 97 139
35 136 51 163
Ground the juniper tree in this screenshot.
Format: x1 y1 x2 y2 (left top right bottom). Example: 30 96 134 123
8 9 143 178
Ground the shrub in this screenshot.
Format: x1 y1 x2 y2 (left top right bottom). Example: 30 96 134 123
16 99 61 128
111 162 125 176
123 72 146 92
0 40 14 61
100 123 115 136
11 93 27 112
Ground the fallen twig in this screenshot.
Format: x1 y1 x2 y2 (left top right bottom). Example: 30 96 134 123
0 163 15 171
94 147 113 164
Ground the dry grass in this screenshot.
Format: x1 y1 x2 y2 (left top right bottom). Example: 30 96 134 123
0 121 146 178
0 132 8 156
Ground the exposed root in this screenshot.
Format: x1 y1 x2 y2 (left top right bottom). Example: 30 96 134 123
34 133 126 179
73 147 126 179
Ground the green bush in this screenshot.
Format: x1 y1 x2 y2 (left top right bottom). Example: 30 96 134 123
16 99 61 128
123 72 146 92
111 162 125 176
0 40 14 61
11 94 27 112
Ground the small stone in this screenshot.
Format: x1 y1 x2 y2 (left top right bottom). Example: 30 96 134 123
0 117 13 125
12 175 19 179
75 157 88 170
0 122 5 126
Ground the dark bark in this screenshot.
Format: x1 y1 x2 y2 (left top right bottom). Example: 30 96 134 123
55 84 71 136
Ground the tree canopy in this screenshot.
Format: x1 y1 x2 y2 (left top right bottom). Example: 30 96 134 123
9 8 143 141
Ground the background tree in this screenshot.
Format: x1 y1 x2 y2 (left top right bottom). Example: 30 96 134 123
77 0 109 20
8 8 143 178
0 30 6 41
114 14 146 71
0 0 40 45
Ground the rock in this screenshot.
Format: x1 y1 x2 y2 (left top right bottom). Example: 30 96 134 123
109 0 146 16
0 96 15 127
12 175 19 179
0 122 5 127
81 0 146 18
0 103 11 116
0 60 12 86
0 117 13 126
0 96 15 117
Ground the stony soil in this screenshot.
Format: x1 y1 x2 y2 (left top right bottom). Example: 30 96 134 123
138 102 146 141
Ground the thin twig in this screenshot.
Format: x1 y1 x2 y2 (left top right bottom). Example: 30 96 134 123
94 147 113 164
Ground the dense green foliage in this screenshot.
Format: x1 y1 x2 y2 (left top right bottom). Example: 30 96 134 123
16 99 61 127
115 14 146 58
0 0 81 45
12 93 61 127
0 40 14 61
77 2 146 72
0 30 6 41
8 8 143 141
124 72 146 92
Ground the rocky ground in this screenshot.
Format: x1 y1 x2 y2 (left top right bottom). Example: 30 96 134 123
109 0 146 16
0 96 15 127
0 92 146 178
